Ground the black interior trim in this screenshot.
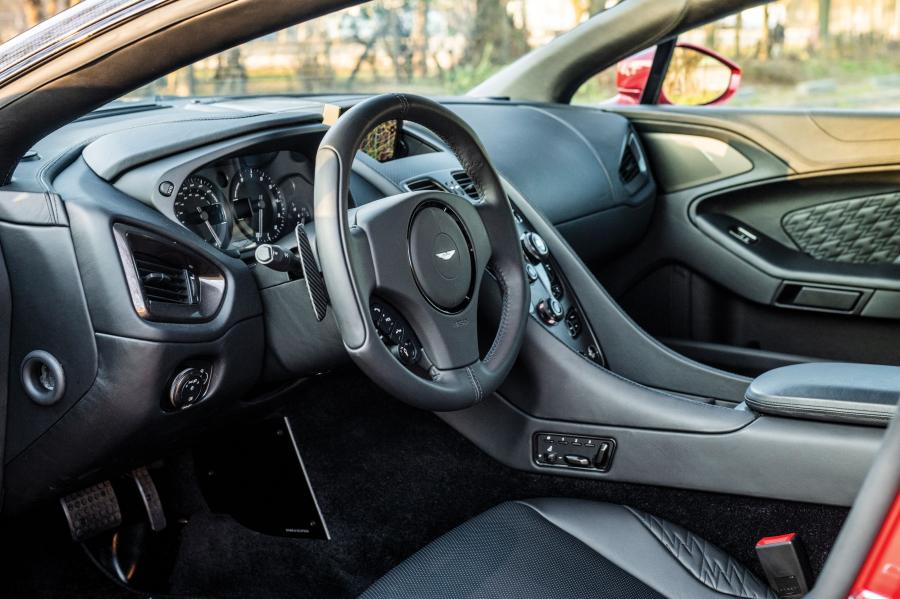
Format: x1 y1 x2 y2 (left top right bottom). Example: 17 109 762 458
640 38 676 105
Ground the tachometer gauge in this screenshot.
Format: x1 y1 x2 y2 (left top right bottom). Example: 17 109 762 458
230 167 297 244
173 175 231 248
278 173 313 222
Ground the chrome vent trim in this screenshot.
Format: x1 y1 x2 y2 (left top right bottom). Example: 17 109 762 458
451 171 479 200
405 177 445 192
113 224 225 323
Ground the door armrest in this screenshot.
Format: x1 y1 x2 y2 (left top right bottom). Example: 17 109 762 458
745 363 899 426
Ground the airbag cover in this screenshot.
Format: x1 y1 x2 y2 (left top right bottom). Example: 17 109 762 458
408 204 473 311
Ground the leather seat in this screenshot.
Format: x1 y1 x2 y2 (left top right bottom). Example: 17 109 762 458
360 498 776 599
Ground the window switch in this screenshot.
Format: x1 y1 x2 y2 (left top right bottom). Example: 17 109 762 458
729 225 759 245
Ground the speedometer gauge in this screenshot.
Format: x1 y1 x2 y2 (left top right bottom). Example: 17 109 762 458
173 175 230 248
230 167 298 244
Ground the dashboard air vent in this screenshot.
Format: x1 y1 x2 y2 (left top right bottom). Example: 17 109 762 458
113 224 225 323
406 177 445 192
133 253 195 305
619 145 640 183
451 171 479 200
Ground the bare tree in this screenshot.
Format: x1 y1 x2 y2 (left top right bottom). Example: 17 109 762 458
411 0 430 78
819 0 831 43
464 0 528 68
23 0 44 28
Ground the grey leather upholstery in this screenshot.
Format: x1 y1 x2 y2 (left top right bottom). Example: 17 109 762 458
745 362 899 426
360 498 775 599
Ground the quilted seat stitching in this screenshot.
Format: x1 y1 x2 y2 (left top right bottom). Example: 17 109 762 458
624 506 777 599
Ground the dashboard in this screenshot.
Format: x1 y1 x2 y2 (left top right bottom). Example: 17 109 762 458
0 95 656 512
172 151 312 251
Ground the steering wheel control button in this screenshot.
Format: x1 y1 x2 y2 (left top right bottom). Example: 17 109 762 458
371 302 422 367
397 339 419 365
388 323 406 344
408 204 473 311
371 304 385 328
534 433 616 472
169 366 211 410
537 297 564 325
522 232 549 262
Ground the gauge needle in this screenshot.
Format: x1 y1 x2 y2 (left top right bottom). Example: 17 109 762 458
257 200 264 240
197 207 222 247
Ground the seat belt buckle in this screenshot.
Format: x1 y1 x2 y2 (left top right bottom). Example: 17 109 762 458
755 533 812 598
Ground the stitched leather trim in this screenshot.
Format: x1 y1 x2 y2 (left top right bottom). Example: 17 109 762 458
484 262 511 366
625 506 777 599
744 396 893 425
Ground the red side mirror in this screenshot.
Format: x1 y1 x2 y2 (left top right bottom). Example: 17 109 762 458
614 43 742 106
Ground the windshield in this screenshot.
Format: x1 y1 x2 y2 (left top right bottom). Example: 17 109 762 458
109 0 623 100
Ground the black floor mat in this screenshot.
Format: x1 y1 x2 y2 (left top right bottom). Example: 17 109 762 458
0 509 145 599
165 368 848 599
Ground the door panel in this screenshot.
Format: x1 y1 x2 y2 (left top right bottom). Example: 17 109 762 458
599 107 900 376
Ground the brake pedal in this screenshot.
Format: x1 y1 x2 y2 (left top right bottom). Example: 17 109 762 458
60 480 122 542
132 466 167 532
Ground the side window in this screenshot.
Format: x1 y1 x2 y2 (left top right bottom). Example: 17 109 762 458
573 0 900 110
570 62 621 106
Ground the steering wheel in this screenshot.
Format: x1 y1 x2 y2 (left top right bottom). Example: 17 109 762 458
313 93 529 411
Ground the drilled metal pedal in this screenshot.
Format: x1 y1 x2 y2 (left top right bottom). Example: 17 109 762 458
60 480 122 542
132 467 167 532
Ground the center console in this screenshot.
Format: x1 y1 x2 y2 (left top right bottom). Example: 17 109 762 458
513 211 605 367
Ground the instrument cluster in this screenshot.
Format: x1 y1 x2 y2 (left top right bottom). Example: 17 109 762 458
172 150 314 252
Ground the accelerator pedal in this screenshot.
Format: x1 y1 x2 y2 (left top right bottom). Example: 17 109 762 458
60 480 122 542
132 466 167 532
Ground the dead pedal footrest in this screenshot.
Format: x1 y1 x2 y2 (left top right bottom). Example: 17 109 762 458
60 480 122 542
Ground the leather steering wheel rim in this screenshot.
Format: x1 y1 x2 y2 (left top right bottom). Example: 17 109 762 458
313 93 529 411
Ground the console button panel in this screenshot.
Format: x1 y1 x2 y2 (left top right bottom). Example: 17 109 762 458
514 212 605 366
534 432 616 472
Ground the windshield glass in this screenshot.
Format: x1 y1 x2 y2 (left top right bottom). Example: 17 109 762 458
108 0 623 100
